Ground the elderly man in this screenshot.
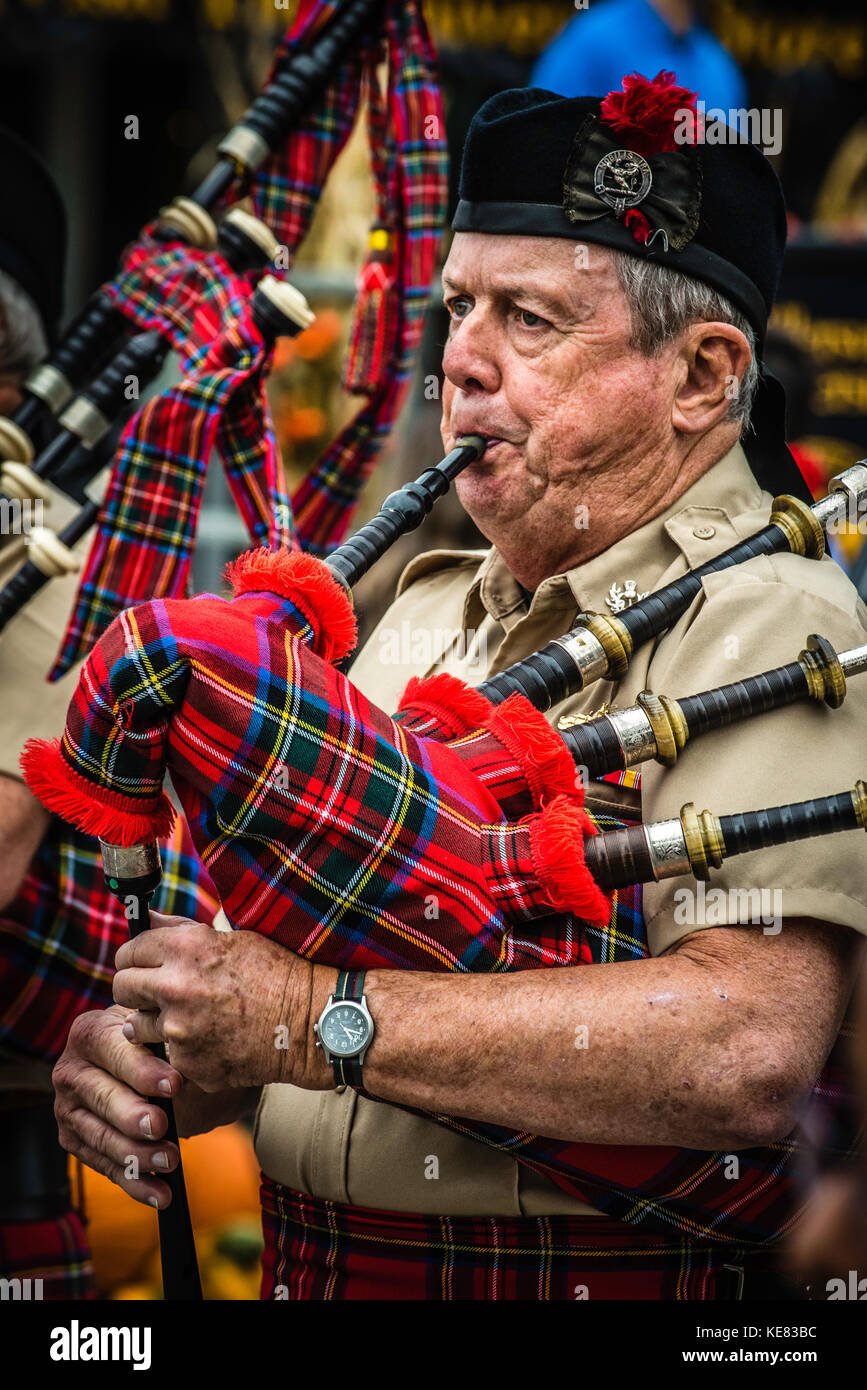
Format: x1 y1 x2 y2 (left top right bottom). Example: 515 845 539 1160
52 76 867 1300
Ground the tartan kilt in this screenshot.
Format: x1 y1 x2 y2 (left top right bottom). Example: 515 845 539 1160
0 1209 94 1300
258 1178 783 1302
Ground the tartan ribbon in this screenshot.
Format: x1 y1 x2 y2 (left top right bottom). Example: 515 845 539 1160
49 242 293 680
290 0 449 551
50 0 447 669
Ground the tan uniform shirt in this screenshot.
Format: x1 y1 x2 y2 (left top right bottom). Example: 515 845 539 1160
0 483 94 781
254 443 867 1217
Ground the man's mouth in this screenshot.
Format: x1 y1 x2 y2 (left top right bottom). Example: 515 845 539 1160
471 436 512 457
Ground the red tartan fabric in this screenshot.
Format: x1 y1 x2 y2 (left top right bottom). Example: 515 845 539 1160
24 586 610 972
289 0 449 550
396 674 584 820
0 1209 94 1300
258 1178 783 1301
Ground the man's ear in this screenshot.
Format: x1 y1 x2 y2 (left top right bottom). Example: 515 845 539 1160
671 322 752 435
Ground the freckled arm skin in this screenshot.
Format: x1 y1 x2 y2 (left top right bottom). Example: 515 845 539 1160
353 920 856 1151
0 773 51 912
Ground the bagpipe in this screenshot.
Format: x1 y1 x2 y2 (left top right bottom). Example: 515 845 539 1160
16 448 866 934
0 232 310 633
21 455 867 968
19 446 867 1271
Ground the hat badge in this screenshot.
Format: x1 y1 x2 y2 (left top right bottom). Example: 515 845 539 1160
593 148 653 215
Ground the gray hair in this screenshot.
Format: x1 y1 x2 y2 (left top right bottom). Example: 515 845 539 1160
0 267 48 379
611 251 758 427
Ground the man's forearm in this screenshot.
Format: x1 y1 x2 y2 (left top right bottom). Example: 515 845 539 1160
0 774 50 911
355 919 851 1151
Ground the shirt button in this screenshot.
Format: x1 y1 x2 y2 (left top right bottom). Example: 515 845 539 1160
693 525 716 539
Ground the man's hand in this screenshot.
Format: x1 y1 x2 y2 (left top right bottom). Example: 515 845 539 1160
53 1004 262 1208
113 913 332 1093
53 1005 186 1209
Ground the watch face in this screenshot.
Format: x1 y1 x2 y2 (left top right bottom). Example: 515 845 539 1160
320 1002 370 1057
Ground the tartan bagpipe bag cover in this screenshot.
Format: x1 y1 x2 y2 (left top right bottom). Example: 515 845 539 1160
21 551 836 1244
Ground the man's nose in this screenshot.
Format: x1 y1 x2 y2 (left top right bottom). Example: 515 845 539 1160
442 313 501 395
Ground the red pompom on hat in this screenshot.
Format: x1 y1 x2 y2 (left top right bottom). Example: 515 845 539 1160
600 70 701 155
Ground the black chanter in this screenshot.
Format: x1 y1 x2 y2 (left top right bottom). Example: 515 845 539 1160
99 842 202 1302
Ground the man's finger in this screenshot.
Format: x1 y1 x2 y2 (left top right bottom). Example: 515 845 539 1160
54 1009 181 1104
122 1010 165 1048
114 924 187 972
58 1060 172 1143
113 966 165 1013
65 1100 180 1180
71 1136 173 1210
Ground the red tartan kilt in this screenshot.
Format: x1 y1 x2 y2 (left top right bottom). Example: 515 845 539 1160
0 1208 95 1300
258 1177 771 1302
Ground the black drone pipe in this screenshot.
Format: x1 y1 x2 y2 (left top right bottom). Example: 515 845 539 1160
0 0 384 464
0 211 285 550
0 275 313 635
478 464 867 710
560 633 867 779
586 782 867 891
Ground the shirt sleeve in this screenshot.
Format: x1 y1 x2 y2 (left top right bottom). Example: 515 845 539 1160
0 505 92 781
638 551 867 955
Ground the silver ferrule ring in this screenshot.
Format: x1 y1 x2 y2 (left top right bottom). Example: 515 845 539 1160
644 818 690 880
840 643 867 678
607 705 657 767
218 125 270 175
552 628 610 689
23 363 74 414
100 840 161 880
58 396 111 448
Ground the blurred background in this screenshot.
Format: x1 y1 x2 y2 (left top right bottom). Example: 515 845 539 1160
1 0 865 1296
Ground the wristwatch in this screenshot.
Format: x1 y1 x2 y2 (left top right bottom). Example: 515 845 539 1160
314 970 375 1087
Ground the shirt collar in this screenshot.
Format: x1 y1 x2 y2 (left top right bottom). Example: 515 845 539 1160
462 442 764 631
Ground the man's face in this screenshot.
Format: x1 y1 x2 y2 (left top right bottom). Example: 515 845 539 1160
440 234 676 565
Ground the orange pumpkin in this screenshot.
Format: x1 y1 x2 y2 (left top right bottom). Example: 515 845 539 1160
82 1122 263 1296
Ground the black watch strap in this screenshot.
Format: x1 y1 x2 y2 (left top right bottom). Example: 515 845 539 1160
331 970 366 1088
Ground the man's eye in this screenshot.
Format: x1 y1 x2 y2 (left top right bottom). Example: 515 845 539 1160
517 308 546 328
446 296 472 320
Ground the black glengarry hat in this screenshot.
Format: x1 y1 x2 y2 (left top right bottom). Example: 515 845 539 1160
453 74 810 502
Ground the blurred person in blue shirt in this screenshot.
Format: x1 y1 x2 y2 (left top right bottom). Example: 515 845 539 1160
531 0 746 114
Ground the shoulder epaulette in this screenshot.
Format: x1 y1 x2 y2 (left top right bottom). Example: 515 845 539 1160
395 548 490 598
